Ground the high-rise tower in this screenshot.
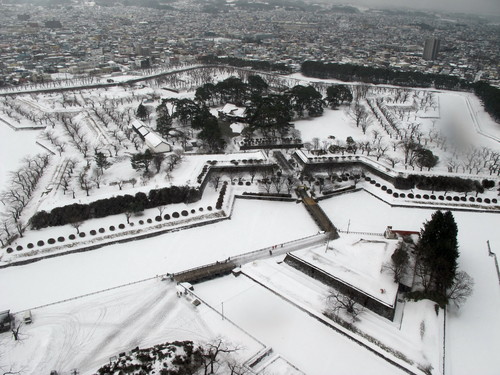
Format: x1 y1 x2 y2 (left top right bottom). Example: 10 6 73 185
423 37 440 60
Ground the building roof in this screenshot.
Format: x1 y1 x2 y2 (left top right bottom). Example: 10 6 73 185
144 131 167 148
221 103 246 118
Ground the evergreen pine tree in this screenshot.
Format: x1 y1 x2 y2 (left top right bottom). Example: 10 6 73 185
416 210 459 297
136 103 148 120
156 112 173 138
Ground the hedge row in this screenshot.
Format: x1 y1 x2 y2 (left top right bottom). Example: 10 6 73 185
8 205 216 254
393 175 487 193
31 185 201 229
367 177 498 204
216 182 228 209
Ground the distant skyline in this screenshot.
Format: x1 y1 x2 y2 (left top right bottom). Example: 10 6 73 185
327 0 500 17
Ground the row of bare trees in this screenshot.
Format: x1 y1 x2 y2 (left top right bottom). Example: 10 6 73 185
0 154 50 246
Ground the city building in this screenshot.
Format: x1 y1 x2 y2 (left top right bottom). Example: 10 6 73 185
423 37 440 60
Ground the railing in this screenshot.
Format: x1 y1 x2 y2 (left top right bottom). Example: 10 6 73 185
338 230 385 237
172 232 328 280
487 240 500 286
14 275 161 314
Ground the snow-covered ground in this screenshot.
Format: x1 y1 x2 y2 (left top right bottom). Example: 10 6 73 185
239 255 442 373
0 125 43 187
319 190 500 375
0 279 263 375
194 273 407 375
293 238 399 306
294 108 368 145
0 199 318 312
1 69 499 375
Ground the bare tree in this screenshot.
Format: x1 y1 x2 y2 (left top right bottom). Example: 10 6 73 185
446 271 474 308
227 360 248 375
375 145 389 161
284 174 295 194
70 220 83 234
349 103 369 129
91 169 103 189
10 318 24 342
201 339 241 375
385 156 400 168
157 206 166 217
210 175 221 191
359 116 370 134
271 174 284 193
79 169 93 196
326 289 364 322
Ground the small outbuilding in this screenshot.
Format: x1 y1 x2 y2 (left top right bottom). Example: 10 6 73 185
384 226 419 240
218 104 247 122
0 310 11 333
131 119 172 153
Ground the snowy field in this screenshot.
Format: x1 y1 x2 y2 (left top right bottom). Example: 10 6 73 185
194 274 407 375
0 199 318 312
240 256 442 372
0 125 43 187
320 191 500 375
1 69 499 375
0 279 263 375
